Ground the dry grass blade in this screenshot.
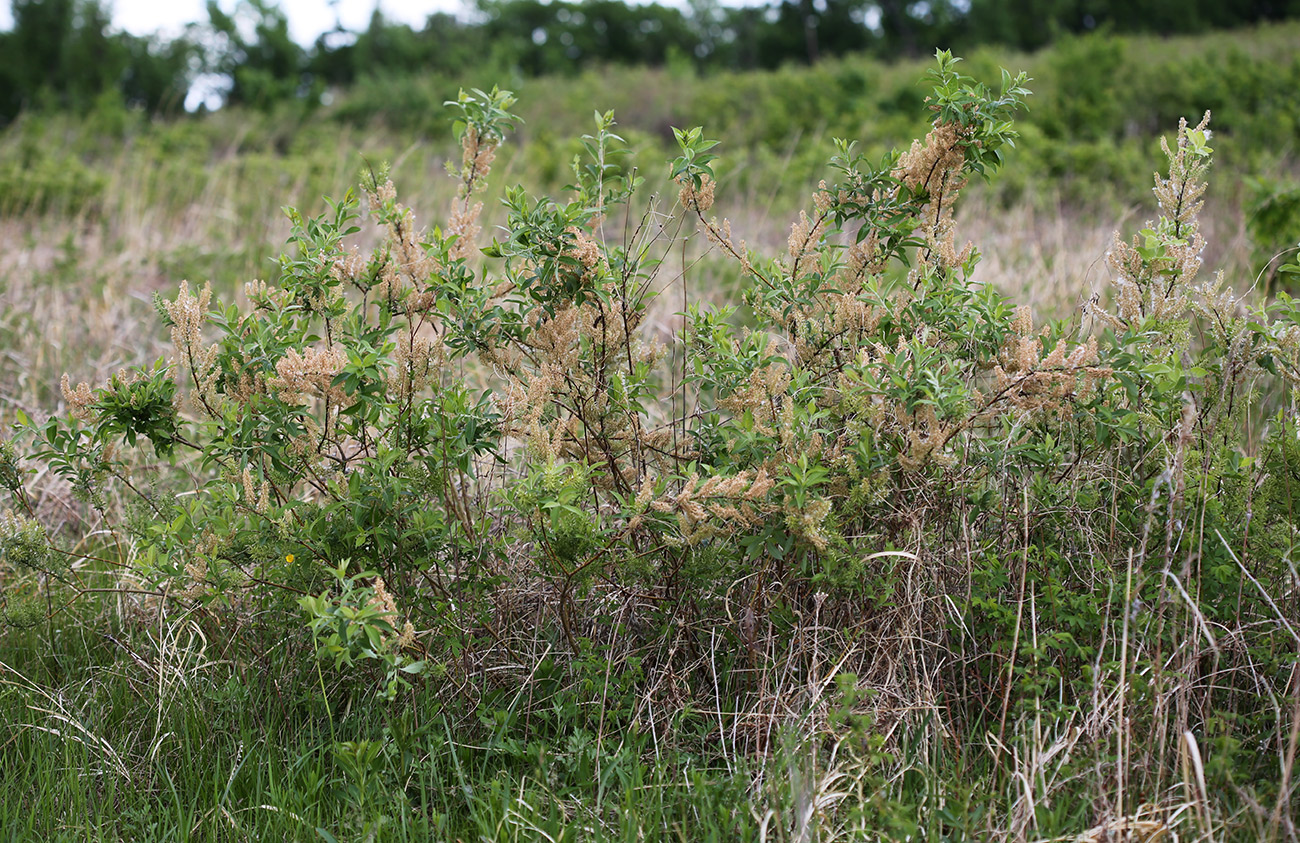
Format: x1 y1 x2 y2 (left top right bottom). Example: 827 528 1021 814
1071 816 1177 843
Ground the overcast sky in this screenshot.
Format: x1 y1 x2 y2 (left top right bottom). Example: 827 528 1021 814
0 0 467 44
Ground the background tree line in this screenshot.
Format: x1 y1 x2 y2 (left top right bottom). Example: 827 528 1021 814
1 0 1298 123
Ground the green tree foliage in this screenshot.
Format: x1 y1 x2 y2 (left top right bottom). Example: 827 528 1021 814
964 0 1300 50
0 0 193 123
306 10 483 88
477 0 698 74
203 0 310 109
4 0 1299 124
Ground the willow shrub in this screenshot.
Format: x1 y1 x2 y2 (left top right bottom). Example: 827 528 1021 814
3 54 1298 797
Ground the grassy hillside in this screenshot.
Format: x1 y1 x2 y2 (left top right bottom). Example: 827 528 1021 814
3 23 1299 409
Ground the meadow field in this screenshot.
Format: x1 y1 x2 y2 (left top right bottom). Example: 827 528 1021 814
1 21 1299 841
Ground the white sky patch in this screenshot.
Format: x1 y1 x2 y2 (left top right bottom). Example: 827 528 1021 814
0 0 467 44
